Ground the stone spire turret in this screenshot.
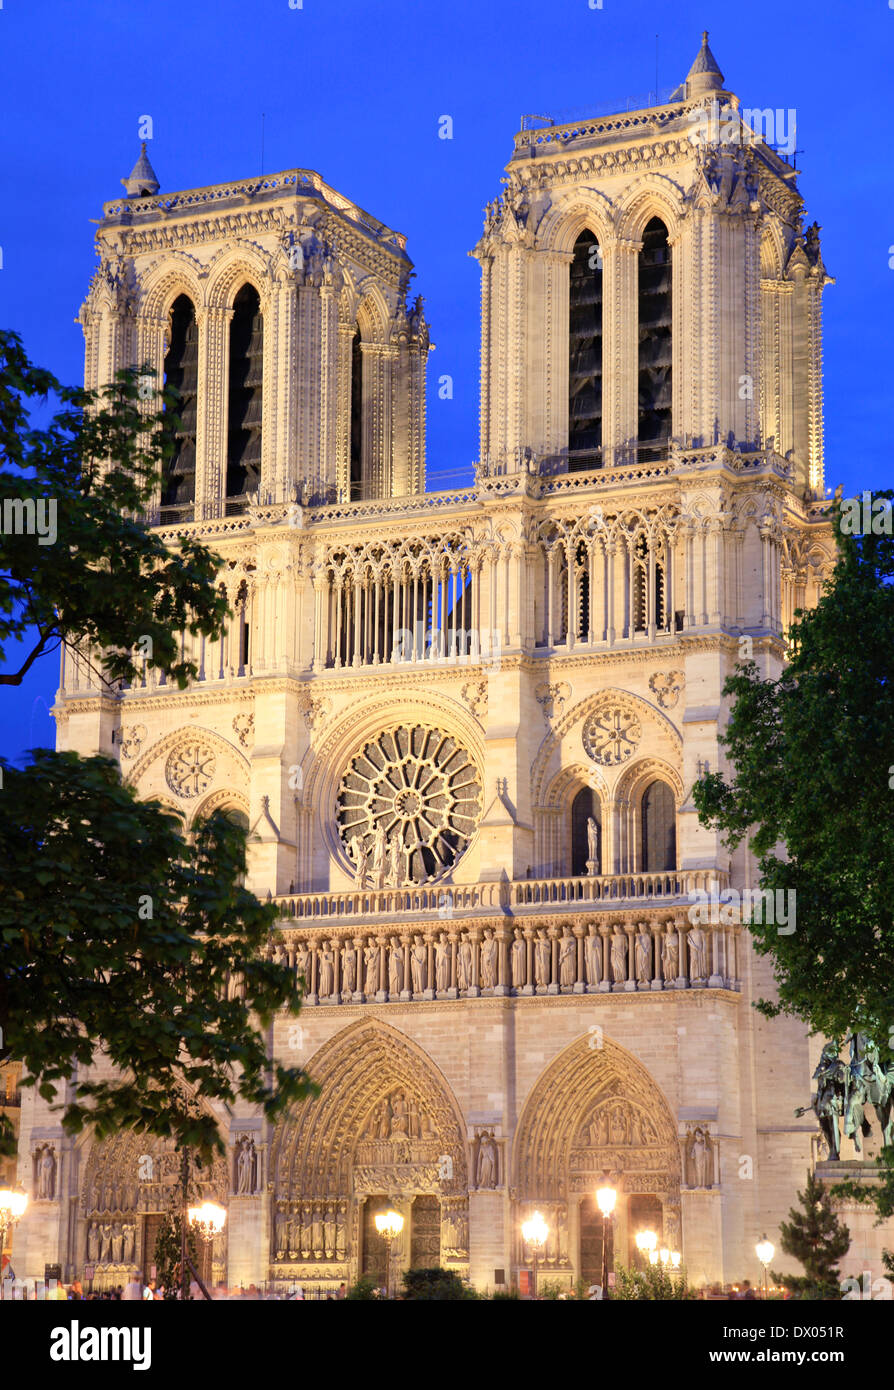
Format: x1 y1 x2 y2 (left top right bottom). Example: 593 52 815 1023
685 30 724 97
121 142 159 198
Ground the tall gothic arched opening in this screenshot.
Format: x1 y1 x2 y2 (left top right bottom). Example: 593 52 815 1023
569 231 603 470
349 326 363 501
641 779 677 872
637 217 672 459
161 294 198 508
226 284 263 502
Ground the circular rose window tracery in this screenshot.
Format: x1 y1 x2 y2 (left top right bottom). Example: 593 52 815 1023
166 742 216 798
583 705 642 766
337 725 481 881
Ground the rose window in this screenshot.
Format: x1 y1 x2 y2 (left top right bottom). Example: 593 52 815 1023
337 725 481 880
583 706 642 766
165 742 217 798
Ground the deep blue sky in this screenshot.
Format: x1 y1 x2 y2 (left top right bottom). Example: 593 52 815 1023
1 0 891 759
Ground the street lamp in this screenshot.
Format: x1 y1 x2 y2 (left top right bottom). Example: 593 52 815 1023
188 1201 227 1242
521 1210 549 1299
184 1200 226 1301
596 1185 616 1299
374 1208 404 1299
755 1235 774 1299
0 1187 28 1294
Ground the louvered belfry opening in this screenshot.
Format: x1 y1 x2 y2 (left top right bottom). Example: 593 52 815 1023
637 217 672 460
568 231 603 471
641 780 676 873
226 284 263 500
161 294 198 506
349 326 363 501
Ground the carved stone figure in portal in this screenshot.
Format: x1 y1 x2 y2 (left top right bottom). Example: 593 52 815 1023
687 1126 712 1188
36 1144 57 1200
236 1134 258 1195
476 1131 498 1188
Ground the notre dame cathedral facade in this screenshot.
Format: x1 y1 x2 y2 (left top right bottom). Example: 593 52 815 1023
20 36 881 1293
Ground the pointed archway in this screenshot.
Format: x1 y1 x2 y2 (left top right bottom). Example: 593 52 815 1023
270 1018 470 1287
513 1032 681 1285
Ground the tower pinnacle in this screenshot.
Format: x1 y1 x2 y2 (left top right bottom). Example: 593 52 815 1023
121 142 159 198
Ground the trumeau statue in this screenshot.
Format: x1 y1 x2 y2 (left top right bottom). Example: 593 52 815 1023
476 1132 498 1189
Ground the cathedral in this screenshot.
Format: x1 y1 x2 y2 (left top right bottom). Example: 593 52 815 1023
19 34 880 1294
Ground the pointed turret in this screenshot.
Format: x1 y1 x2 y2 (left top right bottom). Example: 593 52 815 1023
685 30 724 97
121 142 159 198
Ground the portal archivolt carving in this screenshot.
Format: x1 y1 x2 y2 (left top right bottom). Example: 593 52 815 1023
513 1033 680 1202
271 1020 469 1269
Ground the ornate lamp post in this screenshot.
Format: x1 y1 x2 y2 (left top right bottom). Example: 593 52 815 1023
521 1210 548 1299
374 1208 404 1299
0 1187 28 1294
596 1185 616 1298
755 1235 774 1299
184 1200 226 1300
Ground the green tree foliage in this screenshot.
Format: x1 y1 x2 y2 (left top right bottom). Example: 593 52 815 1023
772 1170 850 1299
0 330 227 689
692 499 894 1044
693 504 894 1228
0 333 313 1160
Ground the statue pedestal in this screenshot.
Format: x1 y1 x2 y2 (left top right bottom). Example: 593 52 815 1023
586 860 598 877
681 1187 724 1285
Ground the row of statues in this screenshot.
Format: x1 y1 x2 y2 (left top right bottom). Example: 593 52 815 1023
272 923 715 998
273 1200 348 1262
86 1220 137 1267
797 1034 894 1161
583 1104 660 1150
349 825 418 890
